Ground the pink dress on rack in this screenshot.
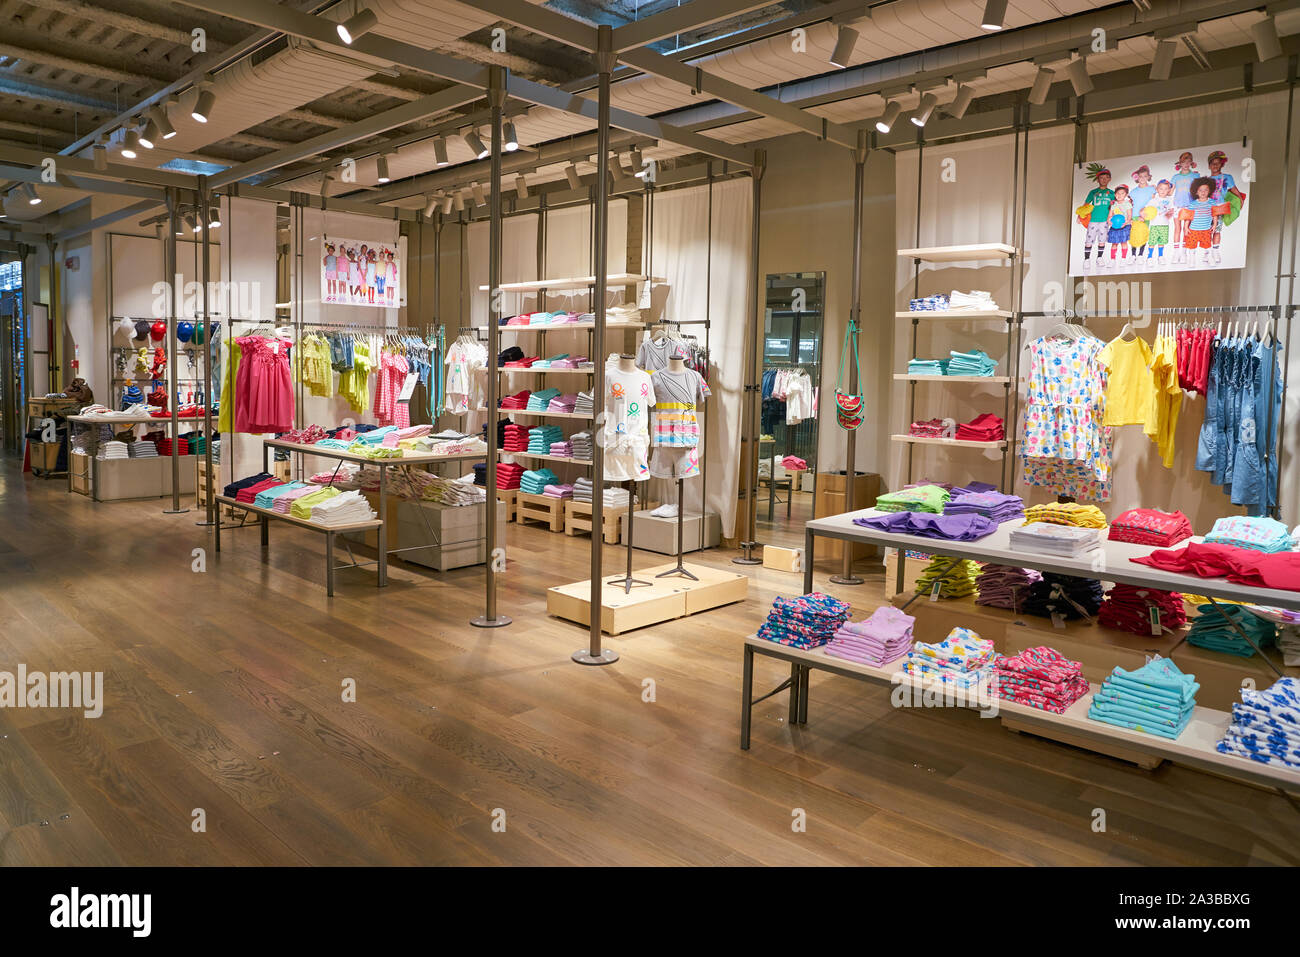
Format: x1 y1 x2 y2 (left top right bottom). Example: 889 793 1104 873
373 351 411 429
234 335 295 433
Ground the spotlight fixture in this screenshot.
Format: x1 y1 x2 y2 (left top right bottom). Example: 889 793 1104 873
121 129 140 159
175 220 185 237
139 119 158 150
565 163 581 189
23 182 40 205
503 121 519 152
92 140 107 171
1150 38 1177 80
376 154 390 183
830 25 860 68
1028 66 1053 105
453 191 465 212
185 213 199 233
981 0 1006 31
155 224 164 239
208 207 221 228
433 136 449 167
472 182 486 206
463 129 489 160
515 174 529 199
1251 16 1282 62
337 7 379 45
910 92 938 127
320 174 333 198
192 88 215 124
947 84 975 119
1182 34 1211 71
875 100 902 134
150 104 177 140
424 194 439 218
1066 57 1093 96
441 194 454 215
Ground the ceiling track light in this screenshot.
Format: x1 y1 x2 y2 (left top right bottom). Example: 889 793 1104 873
1149 38 1177 80
472 182 486 207
947 84 975 119
1131 0 1151 10
433 136 449 167
453 191 465 212
830 25 860 68
121 129 140 159
320 174 333 198
1066 56 1093 96
1182 34 1211 71
23 182 40 205
424 194 439 218
981 0 1006 31
441 194 454 215
503 121 519 152
515 174 529 200
1028 66 1054 106
154 224 164 240
92 140 107 171
150 104 176 140
565 163 581 190
376 154 390 183
1251 16 1282 62
463 129 489 160
911 92 939 127
138 118 157 150
875 100 902 134
207 207 221 228
185 213 200 233
337 7 379 45
192 88 215 124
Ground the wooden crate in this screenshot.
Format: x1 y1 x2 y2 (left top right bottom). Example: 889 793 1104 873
564 499 632 544
69 452 92 496
196 458 215 507
516 491 564 532
496 488 518 522
547 562 749 635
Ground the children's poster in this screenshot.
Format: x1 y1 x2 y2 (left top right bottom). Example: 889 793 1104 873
322 236 400 308
1068 142 1251 276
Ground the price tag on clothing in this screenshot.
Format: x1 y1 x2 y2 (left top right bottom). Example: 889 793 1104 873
929 582 941 602
1149 605 1163 636
1051 612 1066 629
397 372 418 403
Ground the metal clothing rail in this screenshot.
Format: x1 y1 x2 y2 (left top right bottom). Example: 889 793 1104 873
1021 305 1281 317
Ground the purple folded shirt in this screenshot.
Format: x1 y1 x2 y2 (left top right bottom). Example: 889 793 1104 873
854 509 998 541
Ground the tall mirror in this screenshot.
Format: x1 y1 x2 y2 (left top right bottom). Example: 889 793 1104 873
757 271 824 547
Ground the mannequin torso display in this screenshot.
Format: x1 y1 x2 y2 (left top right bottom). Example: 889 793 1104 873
603 354 656 482
648 355 711 480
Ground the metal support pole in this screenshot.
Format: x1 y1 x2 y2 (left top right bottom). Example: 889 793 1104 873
45 235 60 394
831 131 869 586
197 180 215 526
574 24 618 665
733 148 766 565
164 189 187 514
472 66 511 628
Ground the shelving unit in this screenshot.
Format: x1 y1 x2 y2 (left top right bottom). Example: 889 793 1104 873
503 451 593 467
896 243 1018 262
476 273 662 294
892 374 1012 384
894 309 1014 320
478 407 593 421
889 434 1011 449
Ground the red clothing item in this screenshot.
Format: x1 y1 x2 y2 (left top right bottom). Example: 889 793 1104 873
1132 542 1300 593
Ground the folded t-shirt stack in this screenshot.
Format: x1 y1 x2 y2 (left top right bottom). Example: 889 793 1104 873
1185 603 1276 657
574 391 595 416
97 440 129 460
1088 657 1199 739
310 489 376 526
955 413 1004 441
496 463 524 490
949 289 999 310
1204 515 1294 553
946 348 998 377
782 455 807 470
128 439 159 458
499 390 532 410
527 425 563 454
992 646 1090 714
1023 501 1108 528
237 477 283 503
156 436 189 456
253 481 307 509
543 483 573 499
572 478 630 506
526 388 562 412
907 357 948 376
1009 522 1102 557
755 592 851 650
570 431 594 461
1022 573 1105 619
520 467 558 495
548 393 578 413
421 475 486 507
914 556 981 599
1217 676 1300 769
272 484 319 513
181 431 207 456
503 424 530 452
875 484 950 514
944 489 1024 524
550 441 573 457
290 487 339 520
223 472 272 498
1107 508 1193 547
472 463 487 487
823 606 915 667
902 627 999 688
855 510 998 542
1098 583 1188 636
909 417 954 438
976 565 1042 611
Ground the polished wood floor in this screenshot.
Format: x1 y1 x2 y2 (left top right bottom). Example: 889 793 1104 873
1 456 1297 866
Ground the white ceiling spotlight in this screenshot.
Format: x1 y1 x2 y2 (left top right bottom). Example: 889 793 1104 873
1066 56 1093 96
23 183 40 205
453 191 466 212
92 138 107 171
137 117 157 150
503 121 519 152
910 92 939 127
515 174 529 199
830 25 860 68
1251 16 1283 62
337 6 379 44
565 163 582 189
208 206 221 228
191 86 216 124
424 194 439 218
472 182 486 206
441 194 454 215
150 104 177 140
433 137 449 167
875 100 902 134
947 84 975 119
120 129 140 159
376 154 391 183
1028 66 1054 106
981 0 1006 31
463 129 489 160
1149 38 1178 80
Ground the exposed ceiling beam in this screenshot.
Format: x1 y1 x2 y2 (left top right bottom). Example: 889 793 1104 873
22 0 196 46
176 0 752 167
0 163 166 202
54 197 168 244
610 0 782 51
475 0 598 50
0 145 202 191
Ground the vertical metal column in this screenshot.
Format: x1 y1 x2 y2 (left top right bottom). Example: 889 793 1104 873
574 24 619 665
830 131 869 586
472 66 511 628
199 179 215 526
164 189 187 514
733 149 766 565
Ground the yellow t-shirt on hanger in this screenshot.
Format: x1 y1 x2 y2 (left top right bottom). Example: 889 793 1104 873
1098 334 1154 426
1144 333 1182 468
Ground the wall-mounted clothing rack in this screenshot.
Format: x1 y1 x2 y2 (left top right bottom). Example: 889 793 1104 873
1022 305 1282 317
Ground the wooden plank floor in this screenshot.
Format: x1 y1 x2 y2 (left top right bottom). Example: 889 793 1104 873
1 456 1297 865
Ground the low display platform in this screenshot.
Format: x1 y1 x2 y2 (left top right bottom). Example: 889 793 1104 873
547 563 749 635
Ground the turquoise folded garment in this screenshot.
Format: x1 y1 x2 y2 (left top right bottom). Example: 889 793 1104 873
1098 676 1189 707
253 481 306 509
355 426 396 444
1104 658 1199 702
1090 697 1191 728
1093 686 1187 716
1088 705 1192 740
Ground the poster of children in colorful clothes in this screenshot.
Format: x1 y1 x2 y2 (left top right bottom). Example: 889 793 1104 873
321 236 401 308
1068 142 1251 276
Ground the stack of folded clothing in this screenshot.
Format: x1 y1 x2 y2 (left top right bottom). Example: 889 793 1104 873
944 489 1024 523
472 463 487 487
97 440 129 460
914 556 981 598
550 440 573 457
823 606 915 667
902 627 999 688
421 475 486 507
572 478 632 506
1023 501 1108 528
496 463 524 490
543 483 573 499
156 436 189 456
1217 677 1300 769
254 481 307 509
526 388 562 412
755 593 851 650
309 489 377 526
181 431 207 456
1098 584 1188 635
1108 508 1193 547
947 349 998 376
948 289 999 311
1008 522 1103 557
955 413 1004 441
909 417 954 438
527 425 563 454
1185 603 1276 657
503 424 530 453
874 484 950 514
1022 573 1105 620
128 439 159 458
503 355 539 369
854 510 998 541
236 475 284 503
273 485 319 513
278 424 329 444
1204 515 1294 553
69 429 95 455
782 455 807 470
992 646 1090 714
520 468 558 495
570 431 594 461
548 393 578 413
907 357 948 376
499 346 525 364
224 472 273 498
975 565 1042 611
353 426 396 445
290 486 340 520
499 390 532 410
574 390 595 416
1088 657 1199 739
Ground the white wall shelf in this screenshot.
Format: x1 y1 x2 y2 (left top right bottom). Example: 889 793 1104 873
897 243 1018 262
890 434 1010 449
896 309 1014 320
893 374 1012 384
477 273 663 293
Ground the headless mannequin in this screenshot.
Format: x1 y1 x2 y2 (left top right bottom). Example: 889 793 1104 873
618 354 637 373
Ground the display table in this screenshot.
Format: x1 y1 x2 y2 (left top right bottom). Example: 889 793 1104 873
66 414 204 500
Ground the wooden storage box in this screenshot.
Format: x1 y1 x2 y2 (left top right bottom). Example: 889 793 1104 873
565 499 626 544
516 491 565 532
497 488 518 522
28 440 61 472
814 470 881 563
69 452 93 495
